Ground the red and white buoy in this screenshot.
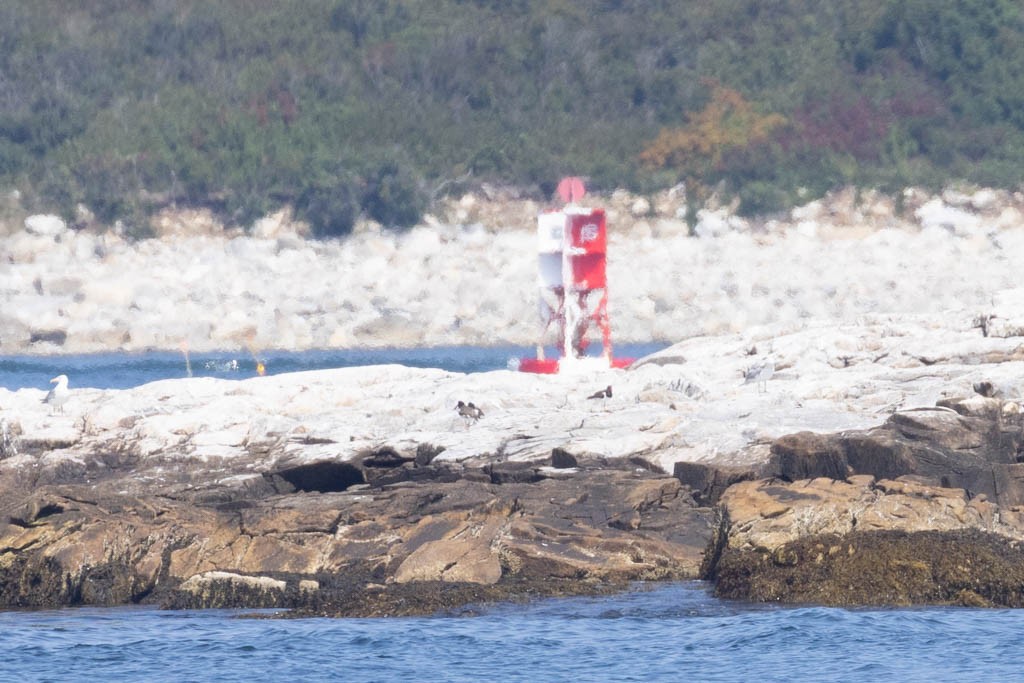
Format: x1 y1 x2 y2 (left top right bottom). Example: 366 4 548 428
516 178 632 374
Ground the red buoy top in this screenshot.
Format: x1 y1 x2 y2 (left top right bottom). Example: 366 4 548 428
556 176 586 204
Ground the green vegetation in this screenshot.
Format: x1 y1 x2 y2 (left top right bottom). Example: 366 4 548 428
2 0 1023 235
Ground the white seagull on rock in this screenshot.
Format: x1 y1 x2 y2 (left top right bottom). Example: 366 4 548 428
743 360 775 393
43 374 70 414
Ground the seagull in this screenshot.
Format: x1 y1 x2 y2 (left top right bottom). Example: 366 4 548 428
743 360 774 393
456 400 484 422
587 385 612 399
43 374 70 414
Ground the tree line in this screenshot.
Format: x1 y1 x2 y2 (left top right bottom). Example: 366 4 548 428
1 0 1022 238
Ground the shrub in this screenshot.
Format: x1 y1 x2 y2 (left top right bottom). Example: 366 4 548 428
737 181 790 217
360 160 427 230
4 1 1024 228
223 186 273 231
296 177 361 239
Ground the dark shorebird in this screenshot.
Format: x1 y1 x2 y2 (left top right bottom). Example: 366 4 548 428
587 385 612 399
43 374 70 414
456 400 484 422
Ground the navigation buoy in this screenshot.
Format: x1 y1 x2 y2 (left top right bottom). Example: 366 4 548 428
556 176 586 204
516 178 632 374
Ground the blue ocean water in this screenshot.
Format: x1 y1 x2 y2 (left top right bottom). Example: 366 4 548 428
0 582 1018 683
0 342 667 391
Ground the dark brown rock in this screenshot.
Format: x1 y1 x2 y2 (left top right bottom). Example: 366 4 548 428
550 447 578 469
842 406 1024 503
673 461 765 505
484 461 542 484
771 431 850 482
415 443 445 466
713 529 1024 607
972 381 997 398
9 383 1024 615
0 463 715 614
697 397 1024 607
840 430 919 481
28 329 67 346
273 461 365 493
757 400 1024 506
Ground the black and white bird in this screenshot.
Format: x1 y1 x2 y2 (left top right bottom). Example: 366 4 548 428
743 360 775 393
587 385 612 399
43 374 70 414
456 400 484 422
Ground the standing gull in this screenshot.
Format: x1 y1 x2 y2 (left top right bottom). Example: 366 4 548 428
743 360 774 393
44 374 70 414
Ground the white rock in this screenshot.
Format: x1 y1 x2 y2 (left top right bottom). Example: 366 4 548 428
629 221 653 240
970 188 1001 212
75 203 95 225
915 198 981 236
630 197 651 217
693 209 731 238
39 275 82 297
994 207 1024 230
79 276 135 308
24 214 66 237
791 200 824 222
651 218 688 238
981 288 1024 338
794 220 819 239
181 571 286 592
3 186 1024 356
3 231 58 262
251 209 301 239
68 232 101 261
4 314 1024 478
941 188 972 207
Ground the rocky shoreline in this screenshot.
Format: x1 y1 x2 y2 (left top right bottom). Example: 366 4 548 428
5 305 1024 614
3 184 1024 355
5 183 1024 614
1 433 710 617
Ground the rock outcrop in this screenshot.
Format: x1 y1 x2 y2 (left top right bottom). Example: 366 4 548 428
701 393 1024 607
6 306 1024 612
0 463 713 614
712 528 1024 608
1 363 723 614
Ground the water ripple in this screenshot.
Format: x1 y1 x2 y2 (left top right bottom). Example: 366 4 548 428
0 343 670 390
2 584 1023 682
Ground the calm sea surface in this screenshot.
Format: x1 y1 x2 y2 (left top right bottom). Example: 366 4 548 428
0 582 1020 683
2 346 1022 681
0 343 667 391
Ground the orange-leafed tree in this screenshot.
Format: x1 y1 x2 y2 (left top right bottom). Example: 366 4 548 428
639 82 786 177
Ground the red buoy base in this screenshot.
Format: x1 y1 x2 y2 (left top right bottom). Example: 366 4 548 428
515 357 633 374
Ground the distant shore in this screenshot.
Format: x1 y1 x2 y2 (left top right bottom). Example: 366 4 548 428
3 185 1023 357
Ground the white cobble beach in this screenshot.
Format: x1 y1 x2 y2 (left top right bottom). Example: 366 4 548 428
2 185 1023 355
